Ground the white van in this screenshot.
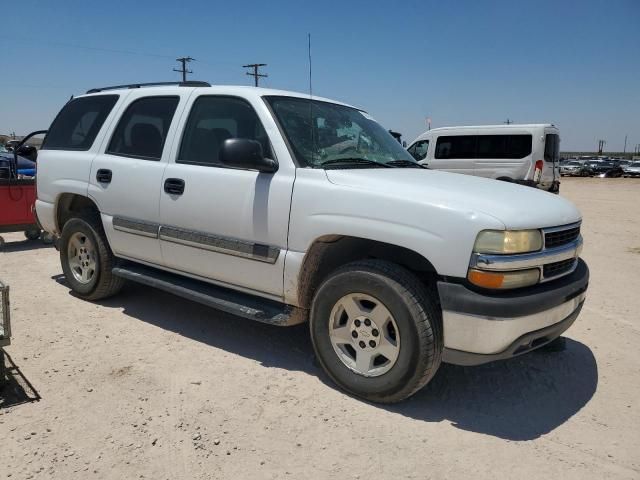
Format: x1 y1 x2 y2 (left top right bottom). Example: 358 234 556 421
407 124 561 192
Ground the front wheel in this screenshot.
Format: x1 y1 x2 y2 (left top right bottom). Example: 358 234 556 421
310 260 442 403
59 216 123 300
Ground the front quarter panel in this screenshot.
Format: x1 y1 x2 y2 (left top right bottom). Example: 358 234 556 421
285 169 505 303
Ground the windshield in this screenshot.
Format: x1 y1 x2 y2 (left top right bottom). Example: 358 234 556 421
265 96 416 168
0 144 7 153
631 162 640 167
567 161 581 166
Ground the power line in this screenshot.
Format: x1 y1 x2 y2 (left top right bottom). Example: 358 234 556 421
174 57 194 82
0 34 175 59
243 63 268 87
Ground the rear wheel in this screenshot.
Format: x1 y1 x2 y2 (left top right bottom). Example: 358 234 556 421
60 216 123 300
310 260 442 403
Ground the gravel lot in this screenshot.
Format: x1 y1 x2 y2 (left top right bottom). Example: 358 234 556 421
1 177 639 479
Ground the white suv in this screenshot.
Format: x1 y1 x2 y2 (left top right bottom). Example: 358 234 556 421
35 81 589 403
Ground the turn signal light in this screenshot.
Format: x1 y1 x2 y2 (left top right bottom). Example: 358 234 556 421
468 268 540 290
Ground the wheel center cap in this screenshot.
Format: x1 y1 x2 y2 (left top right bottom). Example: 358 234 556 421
351 316 379 350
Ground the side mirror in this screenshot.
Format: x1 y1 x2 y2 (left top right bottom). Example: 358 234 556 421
402 141 407 148
219 138 278 173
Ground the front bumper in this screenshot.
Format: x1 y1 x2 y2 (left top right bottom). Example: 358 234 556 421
437 258 589 366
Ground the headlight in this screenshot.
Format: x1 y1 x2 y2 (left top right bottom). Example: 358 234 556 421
474 230 542 254
468 268 540 289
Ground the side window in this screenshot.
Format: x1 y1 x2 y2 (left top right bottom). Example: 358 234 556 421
178 96 272 167
435 135 477 159
42 95 119 151
476 135 532 159
107 96 179 161
408 140 429 160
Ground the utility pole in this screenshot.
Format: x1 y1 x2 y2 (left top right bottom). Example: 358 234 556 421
597 139 606 155
623 134 627 153
504 118 513 125
243 63 268 87
173 57 194 82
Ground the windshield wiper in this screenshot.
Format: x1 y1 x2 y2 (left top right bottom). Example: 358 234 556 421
387 160 427 169
321 158 392 169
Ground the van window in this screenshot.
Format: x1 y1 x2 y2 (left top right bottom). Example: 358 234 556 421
407 140 429 160
477 135 532 159
544 134 560 162
42 95 119 151
107 96 179 161
435 136 476 159
436 134 532 159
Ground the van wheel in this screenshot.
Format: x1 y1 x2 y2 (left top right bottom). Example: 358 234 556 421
59 216 123 300
310 260 442 403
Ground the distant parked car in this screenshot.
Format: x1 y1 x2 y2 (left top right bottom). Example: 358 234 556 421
623 161 640 177
0 151 36 177
589 161 624 177
3 140 38 162
561 160 592 177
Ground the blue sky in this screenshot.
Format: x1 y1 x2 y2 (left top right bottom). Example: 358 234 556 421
1 0 638 151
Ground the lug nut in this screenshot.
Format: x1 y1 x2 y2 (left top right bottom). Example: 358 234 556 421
354 319 361 327
364 319 371 326
359 341 366 349
351 331 358 338
372 329 379 337
369 340 376 348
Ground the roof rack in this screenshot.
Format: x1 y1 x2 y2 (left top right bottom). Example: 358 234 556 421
86 81 211 94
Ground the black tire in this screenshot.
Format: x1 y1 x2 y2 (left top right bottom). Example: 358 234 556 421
59 215 123 300
24 227 41 241
310 260 442 403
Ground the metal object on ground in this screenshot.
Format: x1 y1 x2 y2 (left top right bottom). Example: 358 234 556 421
0 279 11 384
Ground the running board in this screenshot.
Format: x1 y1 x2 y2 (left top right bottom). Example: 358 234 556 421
112 262 305 326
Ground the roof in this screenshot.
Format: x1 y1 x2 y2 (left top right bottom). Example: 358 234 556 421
427 124 556 132
80 83 358 110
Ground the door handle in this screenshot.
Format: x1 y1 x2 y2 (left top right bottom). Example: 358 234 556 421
164 178 185 195
96 169 112 184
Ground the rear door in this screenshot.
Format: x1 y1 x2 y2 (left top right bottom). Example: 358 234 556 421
542 130 560 187
88 91 187 265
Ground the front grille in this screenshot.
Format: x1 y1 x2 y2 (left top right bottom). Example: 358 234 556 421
545 226 580 249
543 258 576 278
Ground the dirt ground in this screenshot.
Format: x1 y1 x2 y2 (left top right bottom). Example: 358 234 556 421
1 177 639 479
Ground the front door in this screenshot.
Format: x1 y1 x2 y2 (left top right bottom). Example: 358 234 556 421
158 95 294 299
88 92 185 265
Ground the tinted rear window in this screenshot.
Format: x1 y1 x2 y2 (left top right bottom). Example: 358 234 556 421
42 95 119 151
107 96 179 161
435 134 532 159
544 134 560 162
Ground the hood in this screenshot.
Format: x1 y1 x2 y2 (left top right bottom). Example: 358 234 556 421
325 168 581 230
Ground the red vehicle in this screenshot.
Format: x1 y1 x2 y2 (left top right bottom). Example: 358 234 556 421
0 131 47 247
